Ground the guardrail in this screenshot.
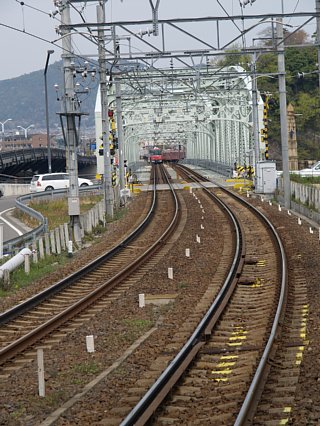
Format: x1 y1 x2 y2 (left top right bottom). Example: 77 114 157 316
3 185 102 254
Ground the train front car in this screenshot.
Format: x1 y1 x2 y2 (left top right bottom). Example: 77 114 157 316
149 147 163 164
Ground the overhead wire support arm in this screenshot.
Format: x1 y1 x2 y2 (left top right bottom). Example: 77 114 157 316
60 12 316 30
149 0 161 36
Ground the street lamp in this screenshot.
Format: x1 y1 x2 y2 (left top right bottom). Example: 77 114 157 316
17 124 34 139
0 118 12 136
44 49 54 173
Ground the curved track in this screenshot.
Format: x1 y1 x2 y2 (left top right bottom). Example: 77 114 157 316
0 164 290 425
119 164 287 425
0 165 179 375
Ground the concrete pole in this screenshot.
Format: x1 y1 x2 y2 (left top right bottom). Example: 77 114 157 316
97 1 114 218
316 0 320 88
60 0 81 243
44 50 54 173
277 17 291 209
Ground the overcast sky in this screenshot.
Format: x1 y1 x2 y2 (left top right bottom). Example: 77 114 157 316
0 0 316 81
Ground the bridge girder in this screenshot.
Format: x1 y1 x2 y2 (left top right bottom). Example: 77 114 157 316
110 66 263 167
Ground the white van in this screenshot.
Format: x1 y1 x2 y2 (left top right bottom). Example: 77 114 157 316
30 173 93 193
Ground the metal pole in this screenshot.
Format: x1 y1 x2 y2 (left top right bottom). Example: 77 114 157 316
44 50 54 173
316 0 320 88
251 52 260 187
277 17 291 209
60 0 82 243
112 28 126 190
115 80 126 190
97 1 114 218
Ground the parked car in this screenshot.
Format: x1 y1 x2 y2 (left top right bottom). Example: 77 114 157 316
277 161 320 178
292 161 320 177
30 173 93 193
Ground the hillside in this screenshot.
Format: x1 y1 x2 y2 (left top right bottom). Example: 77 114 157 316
0 61 98 132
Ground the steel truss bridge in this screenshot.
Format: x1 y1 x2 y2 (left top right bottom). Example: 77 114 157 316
113 65 264 169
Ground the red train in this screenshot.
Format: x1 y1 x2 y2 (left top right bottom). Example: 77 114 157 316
162 148 185 162
145 146 186 164
149 148 163 164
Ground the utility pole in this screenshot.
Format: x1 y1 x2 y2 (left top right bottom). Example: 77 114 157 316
251 52 260 187
112 27 126 190
59 0 82 244
44 49 54 173
316 0 320 88
97 0 114 218
277 16 291 209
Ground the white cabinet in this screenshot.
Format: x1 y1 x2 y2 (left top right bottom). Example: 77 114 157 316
256 161 277 194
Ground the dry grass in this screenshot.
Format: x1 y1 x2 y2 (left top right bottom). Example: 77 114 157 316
14 195 103 230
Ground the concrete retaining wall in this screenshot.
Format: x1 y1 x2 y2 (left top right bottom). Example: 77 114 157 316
1 184 30 197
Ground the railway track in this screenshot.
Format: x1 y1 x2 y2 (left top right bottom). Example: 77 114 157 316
117 164 287 425
0 165 179 377
0 164 295 425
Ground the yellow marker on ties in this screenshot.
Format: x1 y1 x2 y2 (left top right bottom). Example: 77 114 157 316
229 335 247 341
217 362 236 368
221 355 238 360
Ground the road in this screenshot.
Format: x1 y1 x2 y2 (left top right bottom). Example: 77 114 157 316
0 195 31 242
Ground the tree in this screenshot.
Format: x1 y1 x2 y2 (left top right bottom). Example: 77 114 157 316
283 29 310 46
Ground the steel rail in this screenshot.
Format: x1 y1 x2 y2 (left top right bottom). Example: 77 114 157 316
0 173 153 325
0 165 180 366
120 166 244 426
179 164 288 425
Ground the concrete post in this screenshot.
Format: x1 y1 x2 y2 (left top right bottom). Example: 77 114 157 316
39 237 45 259
44 233 51 256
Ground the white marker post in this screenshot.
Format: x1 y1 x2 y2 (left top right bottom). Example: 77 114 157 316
86 335 95 353
298 217 302 225
24 254 30 275
185 248 190 257
139 293 145 308
68 240 73 257
0 223 3 259
168 267 173 280
37 348 45 397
